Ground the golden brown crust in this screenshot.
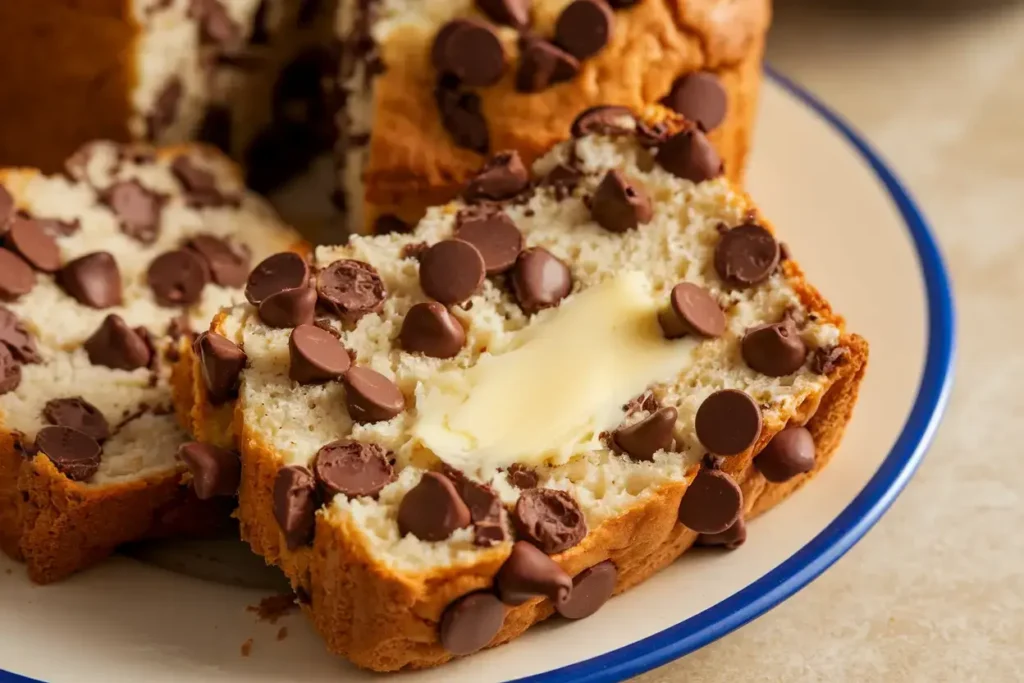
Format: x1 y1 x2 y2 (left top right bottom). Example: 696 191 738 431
359 0 770 232
176 313 866 671
0 1 135 173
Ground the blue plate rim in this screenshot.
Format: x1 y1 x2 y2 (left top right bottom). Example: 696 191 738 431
0 67 955 683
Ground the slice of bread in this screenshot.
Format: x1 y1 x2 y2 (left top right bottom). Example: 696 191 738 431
336 0 771 234
0 0 337 192
0 141 299 583
175 107 867 671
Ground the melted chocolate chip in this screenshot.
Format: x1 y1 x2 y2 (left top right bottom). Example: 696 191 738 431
273 465 318 549
316 259 386 322
313 439 394 499
613 407 677 461
43 398 110 442
147 249 209 306
464 151 530 202
513 488 587 554
103 181 164 244
36 426 102 482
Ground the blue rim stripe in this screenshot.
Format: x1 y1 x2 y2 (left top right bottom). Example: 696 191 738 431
0 68 955 683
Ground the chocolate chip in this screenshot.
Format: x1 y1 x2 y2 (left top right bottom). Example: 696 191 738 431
57 252 122 309
696 517 746 549
454 207 524 275
419 240 486 305
185 235 250 287
662 72 728 132
313 439 394 499
0 249 35 301
614 407 677 461
655 128 723 184
176 442 241 499
342 366 405 423
373 214 411 235
43 398 110 442
147 78 183 139
36 426 102 482
0 345 21 395
397 471 471 541
399 302 466 359
444 467 504 526
506 464 539 489
555 561 616 619
172 157 231 208
694 389 761 456
246 252 309 305
590 170 652 233
289 323 351 384
811 345 848 375
432 19 505 87
191 0 242 47
103 181 164 244
511 247 572 315
435 76 490 154
439 592 505 656
714 223 780 287
0 306 39 363
555 0 613 60
570 105 635 137
658 282 725 339
147 250 209 306
316 259 387 322
742 319 807 377
5 216 60 272
476 0 529 27
84 315 152 370
513 488 586 554
195 331 246 404
496 541 572 606
755 426 815 483
464 152 530 202
259 286 317 328
678 468 742 534
516 38 579 92
543 164 582 197
273 465 318 549
0 185 13 230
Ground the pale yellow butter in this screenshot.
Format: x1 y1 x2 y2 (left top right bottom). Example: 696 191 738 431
412 272 696 476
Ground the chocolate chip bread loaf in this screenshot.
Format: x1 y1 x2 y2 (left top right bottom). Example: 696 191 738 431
0 0 337 192
338 0 771 235
175 106 867 671
0 141 299 583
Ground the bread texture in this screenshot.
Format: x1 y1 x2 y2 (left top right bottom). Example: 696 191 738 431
175 108 867 671
337 0 771 234
0 140 299 583
0 0 337 192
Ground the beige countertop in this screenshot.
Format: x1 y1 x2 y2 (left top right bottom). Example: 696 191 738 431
638 1 1024 681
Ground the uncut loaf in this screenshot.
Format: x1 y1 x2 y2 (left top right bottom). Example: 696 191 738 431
0 141 298 583
176 106 867 671
338 0 770 234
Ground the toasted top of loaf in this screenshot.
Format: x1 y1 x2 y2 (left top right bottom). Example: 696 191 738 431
0 141 297 486
206 108 851 574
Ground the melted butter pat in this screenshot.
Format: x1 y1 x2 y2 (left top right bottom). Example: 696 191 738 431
412 272 695 475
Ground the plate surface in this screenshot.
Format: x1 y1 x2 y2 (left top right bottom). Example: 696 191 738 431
0 71 954 683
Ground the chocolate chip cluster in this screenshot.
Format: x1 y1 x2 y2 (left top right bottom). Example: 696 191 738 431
432 0 651 153
0 147 251 486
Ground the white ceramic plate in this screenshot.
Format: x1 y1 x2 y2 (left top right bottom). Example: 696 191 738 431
0 71 954 683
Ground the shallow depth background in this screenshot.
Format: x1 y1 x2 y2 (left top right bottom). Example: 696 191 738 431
638 2 1024 681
